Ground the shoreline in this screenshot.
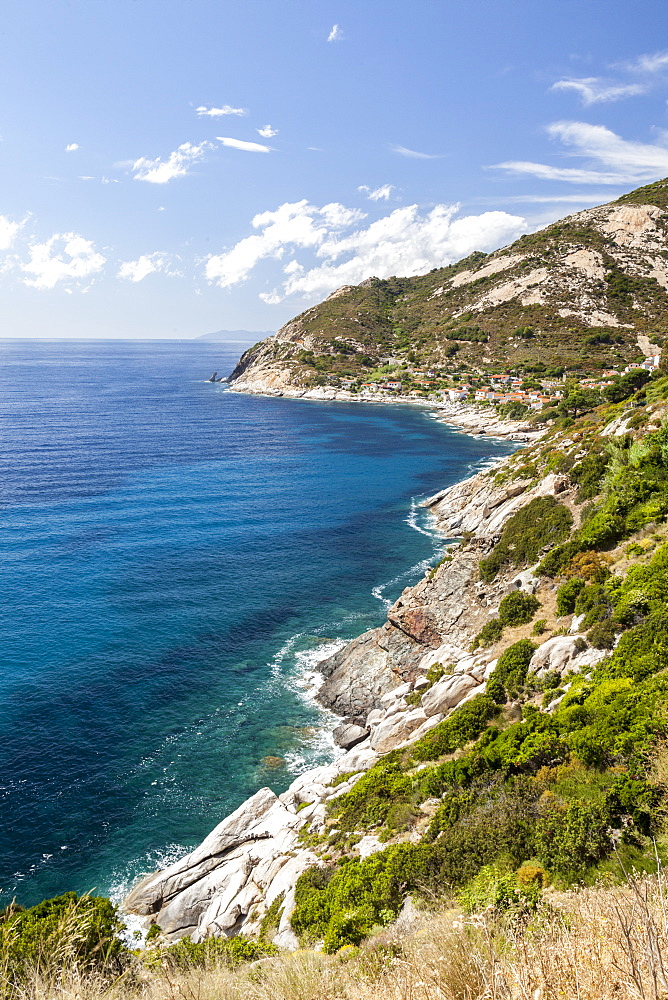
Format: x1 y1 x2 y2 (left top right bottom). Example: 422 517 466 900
224 380 543 443
122 397 536 944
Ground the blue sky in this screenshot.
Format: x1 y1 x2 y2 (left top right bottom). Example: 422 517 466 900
2 0 668 339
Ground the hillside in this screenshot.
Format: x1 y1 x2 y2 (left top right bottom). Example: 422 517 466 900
9 371 668 1000
228 179 668 393
115 370 668 958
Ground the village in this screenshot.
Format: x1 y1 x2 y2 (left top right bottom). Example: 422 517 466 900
325 353 662 411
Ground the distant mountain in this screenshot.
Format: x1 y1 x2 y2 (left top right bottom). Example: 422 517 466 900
196 330 273 342
228 178 668 391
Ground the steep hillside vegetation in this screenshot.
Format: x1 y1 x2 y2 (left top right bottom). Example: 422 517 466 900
229 179 668 391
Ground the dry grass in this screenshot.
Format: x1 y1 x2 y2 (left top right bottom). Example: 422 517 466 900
9 872 668 1000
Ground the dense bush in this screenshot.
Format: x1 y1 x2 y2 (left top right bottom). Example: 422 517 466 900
498 590 541 626
470 617 504 650
409 694 498 762
480 498 573 582
486 639 537 700
157 934 277 970
557 577 586 615
0 893 126 986
604 368 651 403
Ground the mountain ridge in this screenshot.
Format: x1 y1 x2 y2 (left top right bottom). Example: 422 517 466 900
228 179 668 393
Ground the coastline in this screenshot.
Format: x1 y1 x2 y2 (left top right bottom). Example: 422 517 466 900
224 381 543 444
122 412 555 945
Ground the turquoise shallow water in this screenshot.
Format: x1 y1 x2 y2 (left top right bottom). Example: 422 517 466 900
0 339 513 907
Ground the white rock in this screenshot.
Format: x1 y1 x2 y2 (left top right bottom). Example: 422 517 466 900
357 835 384 859
417 642 469 674
421 673 478 717
570 613 586 633
380 682 411 707
370 707 428 753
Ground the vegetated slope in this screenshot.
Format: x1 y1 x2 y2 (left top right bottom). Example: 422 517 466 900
229 179 668 390
284 376 668 952
8 372 668 995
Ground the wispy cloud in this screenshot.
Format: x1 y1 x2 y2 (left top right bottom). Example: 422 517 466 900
358 184 395 201
492 121 668 185
196 104 247 117
623 50 668 74
503 193 619 204
217 136 272 153
327 24 343 42
551 77 645 105
205 198 524 304
22 233 105 289
131 141 212 183
392 144 441 160
65 142 79 152
257 124 279 138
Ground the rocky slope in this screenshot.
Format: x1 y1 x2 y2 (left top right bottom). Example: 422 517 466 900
123 453 603 945
227 179 668 393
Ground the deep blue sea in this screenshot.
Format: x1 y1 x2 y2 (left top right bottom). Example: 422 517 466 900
0 339 513 909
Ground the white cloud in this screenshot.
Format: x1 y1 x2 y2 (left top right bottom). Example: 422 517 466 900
22 233 105 289
196 105 247 117
551 77 645 105
131 141 212 183
217 136 272 153
359 184 395 201
392 144 441 160
257 124 279 138
65 142 79 152
205 198 524 304
327 24 343 42
206 200 365 288
0 215 22 249
117 252 170 282
624 50 668 75
493 120 668 185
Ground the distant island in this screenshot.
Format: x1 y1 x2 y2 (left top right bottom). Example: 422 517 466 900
195 329 274 342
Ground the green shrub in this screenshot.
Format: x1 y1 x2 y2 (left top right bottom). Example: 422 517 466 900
410 695 499 762
470 617 504 650
557 577 587 615
499 591 541 626
570 451 609 501
457 864 542 915
157 934 277 970
0 893 126 986
328 762 413 832
487 639 537 699
479 498 573 582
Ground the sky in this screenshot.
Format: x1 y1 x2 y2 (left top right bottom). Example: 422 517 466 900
2 0 668 339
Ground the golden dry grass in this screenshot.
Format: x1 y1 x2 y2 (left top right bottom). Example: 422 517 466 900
9 872 668 1000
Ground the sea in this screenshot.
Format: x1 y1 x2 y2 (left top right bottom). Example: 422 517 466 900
0 338 514 910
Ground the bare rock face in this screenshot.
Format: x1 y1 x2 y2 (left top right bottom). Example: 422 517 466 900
421 673 479 717
333 723 369 750
317 629 397 723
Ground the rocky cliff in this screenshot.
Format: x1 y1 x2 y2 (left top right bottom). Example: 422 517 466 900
226 179 668 395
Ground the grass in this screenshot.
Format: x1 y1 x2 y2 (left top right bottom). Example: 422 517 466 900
7 872 668 1000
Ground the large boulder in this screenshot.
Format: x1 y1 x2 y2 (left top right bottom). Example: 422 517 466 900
421 673 479 716
370 707 428 753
